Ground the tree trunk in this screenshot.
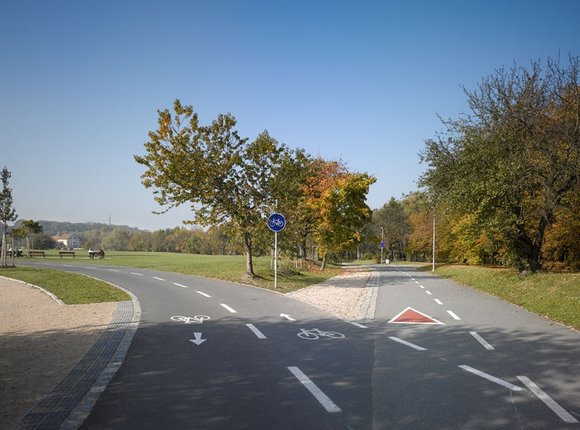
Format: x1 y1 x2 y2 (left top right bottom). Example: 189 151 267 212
321 254 327 271
243 231 255 277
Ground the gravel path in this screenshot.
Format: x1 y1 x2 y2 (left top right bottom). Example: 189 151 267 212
287 268 372 320
0 277 116 430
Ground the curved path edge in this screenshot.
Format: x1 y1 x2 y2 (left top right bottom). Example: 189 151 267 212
17 283 141 430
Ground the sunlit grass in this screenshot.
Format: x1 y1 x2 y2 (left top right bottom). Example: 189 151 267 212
434 265 580 330
0 266 130 304
26 251 342 293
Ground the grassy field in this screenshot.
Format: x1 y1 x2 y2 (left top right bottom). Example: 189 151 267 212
19 250 342 293
433 265 580 330
0 266 130 304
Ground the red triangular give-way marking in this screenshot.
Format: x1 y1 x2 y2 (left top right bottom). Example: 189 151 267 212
387 307 444 325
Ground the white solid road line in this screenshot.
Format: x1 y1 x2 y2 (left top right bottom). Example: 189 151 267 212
152 276 165 281
434 299 443 305
220 303 237 313
517 376 579 424
469 331 495 350
447 310 461 320
388 336 427 351
458 365 523 392
196 291 212 298
287 366 342 413
173 282 188 288
245 323 267 339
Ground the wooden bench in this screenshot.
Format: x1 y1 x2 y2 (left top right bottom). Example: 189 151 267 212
29 250 46 258
59 250 76 258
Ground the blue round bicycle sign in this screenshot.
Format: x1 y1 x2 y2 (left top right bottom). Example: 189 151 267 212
267 213 286 232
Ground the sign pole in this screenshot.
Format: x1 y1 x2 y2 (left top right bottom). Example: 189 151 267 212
267 212 286 290
274 231 278 289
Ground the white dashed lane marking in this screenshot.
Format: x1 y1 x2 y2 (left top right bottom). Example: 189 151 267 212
196 291 212 298
459 365 523 392
288 367 342 413
469 331 495 350
220 303 237 313
517 376 579 423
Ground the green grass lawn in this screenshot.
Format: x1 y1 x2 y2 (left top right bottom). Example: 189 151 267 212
0 266 130 304
434 265 580 330
21 250 342 293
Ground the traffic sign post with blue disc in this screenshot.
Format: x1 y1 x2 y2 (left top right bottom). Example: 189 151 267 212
268 213 286 289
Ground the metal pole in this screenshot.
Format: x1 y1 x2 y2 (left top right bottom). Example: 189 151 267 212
274 231 278 289
432 216 436 272
381 226 384 264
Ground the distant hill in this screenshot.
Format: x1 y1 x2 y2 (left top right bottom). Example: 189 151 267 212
17 220 142 236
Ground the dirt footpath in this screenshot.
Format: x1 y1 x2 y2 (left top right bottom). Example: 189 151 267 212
0 277 116 430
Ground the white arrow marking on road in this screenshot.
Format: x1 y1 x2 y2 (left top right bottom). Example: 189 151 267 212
280 313 296 321
458 365 523 391
469 331 495 350
517 376 579 423
189 332 206 346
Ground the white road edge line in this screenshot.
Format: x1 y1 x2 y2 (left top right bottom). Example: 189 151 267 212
469 331 495 350
246 323 267 339
152 276 165 281
173 282 188 288
434 299 443 305
388 336 427 351
220 303 237 313
447 310 461 320
287 366 342 413
458 365 523 392
196 291 212 298
517 376 579 424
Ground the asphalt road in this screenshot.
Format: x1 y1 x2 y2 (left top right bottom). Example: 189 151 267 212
31 262 580 429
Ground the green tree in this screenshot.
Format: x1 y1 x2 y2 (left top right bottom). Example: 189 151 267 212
135 100 291 277
420 56 580 272
13 220 43 254
372 197 411 261
312 171 376 269
1 167 18 267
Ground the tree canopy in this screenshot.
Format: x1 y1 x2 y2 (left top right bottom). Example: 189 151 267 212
419 56 580 272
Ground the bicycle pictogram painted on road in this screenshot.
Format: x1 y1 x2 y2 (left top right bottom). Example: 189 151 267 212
170 315 210 324
297 328 345 340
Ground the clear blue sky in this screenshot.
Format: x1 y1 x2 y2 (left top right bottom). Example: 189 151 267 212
1 0 578 231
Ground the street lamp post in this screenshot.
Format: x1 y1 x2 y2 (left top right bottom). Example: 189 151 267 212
432 216 436 272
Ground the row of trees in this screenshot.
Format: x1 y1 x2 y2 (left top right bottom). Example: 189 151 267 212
363 56 578 273
135 100 375 276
